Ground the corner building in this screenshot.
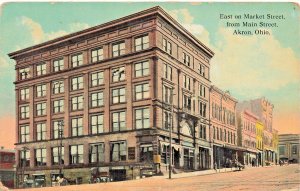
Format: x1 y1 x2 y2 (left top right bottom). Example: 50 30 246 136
9 6 214 187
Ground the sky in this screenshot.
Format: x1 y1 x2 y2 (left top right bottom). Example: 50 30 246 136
0 2 299 149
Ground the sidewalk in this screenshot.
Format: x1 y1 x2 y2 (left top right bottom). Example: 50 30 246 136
152 167 240 179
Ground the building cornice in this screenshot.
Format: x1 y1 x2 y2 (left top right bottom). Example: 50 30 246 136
8 6 214 60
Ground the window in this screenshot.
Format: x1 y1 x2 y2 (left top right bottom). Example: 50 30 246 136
163 111 172 129
112 111 126 132
89 143 104 163
53 99 64 113
112 88 125 104
71 96 83 111
71 76 83 90
52 146 64 165
140 145 153 162
20 150 30 167
163 63 172 81
91 114 104 134
36 123 46 141
20 88 29 101
135 83 149 100
134 61 149 77
110 141 126 162
199 84 206 98
71 117 83 137
161 145 170 164
91 71 104 87
36 84 46 97
70 145 83 164
112 67 125 82
20 105 29 119
183 95 191 110
163 86 172 104
52 80 64 94
36 102 46 116
35 148 46 166
135 35 149 51
199 124 206 139
183 75 191 90
135 108 150 129
91 47 103 63
213 127 216 139
36 63 46 76
52 120 64 139
91 92 104 107
71 54 83 67
292 145 298 155
183 53 190 66
279 146 285 155
112 42 125 57
199 101 207 117
53 58 64 72
20 125 29 143
183 148 194 169
19 67 30 80
162 38 172 54
199 64 205 77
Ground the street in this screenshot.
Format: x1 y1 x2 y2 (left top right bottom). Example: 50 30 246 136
14 164 300 191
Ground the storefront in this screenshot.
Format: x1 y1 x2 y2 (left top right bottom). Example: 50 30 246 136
32 174 46 187
199 147 210 169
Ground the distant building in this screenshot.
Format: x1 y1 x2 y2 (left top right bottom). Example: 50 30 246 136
278 134 300 163
0 147 15 188
236 110 259 166
209 86 240 168
237 97 277 165
255 121 264 166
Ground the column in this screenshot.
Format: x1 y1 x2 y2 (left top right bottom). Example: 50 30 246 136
64 77 69 137
29 86 34 142
126 63 132 130
83 72 89 135
46 82 51 139
103 68 110 132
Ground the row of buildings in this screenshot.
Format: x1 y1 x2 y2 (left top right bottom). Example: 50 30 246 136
8 6 279 188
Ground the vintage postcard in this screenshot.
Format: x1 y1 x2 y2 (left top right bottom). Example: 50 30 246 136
0 2 299 191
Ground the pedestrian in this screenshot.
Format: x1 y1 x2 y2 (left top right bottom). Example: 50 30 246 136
214 162 217 172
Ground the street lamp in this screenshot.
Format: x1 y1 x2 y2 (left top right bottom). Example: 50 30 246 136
57 120 64 176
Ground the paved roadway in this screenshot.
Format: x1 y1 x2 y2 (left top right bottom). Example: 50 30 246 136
14 164 300 191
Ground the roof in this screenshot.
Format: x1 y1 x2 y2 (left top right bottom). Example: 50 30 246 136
210 85 238 103
8 6 214 59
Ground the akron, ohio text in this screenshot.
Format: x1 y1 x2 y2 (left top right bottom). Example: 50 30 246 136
233 29 270 35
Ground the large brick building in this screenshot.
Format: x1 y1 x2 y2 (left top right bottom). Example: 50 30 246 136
9 6 214 187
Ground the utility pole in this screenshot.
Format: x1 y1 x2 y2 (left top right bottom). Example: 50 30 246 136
169 87 174 179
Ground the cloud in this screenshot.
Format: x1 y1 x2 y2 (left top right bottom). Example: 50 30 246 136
210 27 300 98
169 9 194 24
21 16 44 44
0 56 9 69
167 9 211 47
20 16 90 45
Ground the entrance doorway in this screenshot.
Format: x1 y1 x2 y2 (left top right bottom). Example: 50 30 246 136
110 169 126 181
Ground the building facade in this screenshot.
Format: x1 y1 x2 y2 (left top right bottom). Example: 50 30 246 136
0 147 15 188
255 121 264 166
278 134 300 163
209 86 239 169
236 110 259 166
237 97 277 165
9 6 214 187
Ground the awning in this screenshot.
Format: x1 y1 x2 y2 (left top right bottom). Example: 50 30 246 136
140 144 153 147
224 144 246 152
160 141 180 151
246 148 259 153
